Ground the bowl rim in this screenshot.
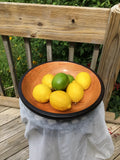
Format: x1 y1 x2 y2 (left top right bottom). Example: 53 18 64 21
18 61 105 120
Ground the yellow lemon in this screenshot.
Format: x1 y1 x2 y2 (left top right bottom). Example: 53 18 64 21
42 73 54 89
66 80 84 103
75 72 91 90
50 90 71 111
32 84 51 103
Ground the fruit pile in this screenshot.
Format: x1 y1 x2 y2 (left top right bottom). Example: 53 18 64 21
32 72 91 111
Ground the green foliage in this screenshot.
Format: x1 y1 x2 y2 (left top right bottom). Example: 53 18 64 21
0 0 120 117
30 39 47 66
108 92 120 119
0 37 14 96
9 37 28 81
0 0 119 8
107 72 120 118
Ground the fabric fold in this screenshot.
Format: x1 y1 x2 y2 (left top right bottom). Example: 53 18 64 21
19 98 114 160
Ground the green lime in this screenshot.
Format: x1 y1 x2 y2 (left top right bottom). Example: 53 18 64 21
52 73 69 90
67 74 74 83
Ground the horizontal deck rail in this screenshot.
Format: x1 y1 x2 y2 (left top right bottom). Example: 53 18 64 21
0 2 120 110
0 2 110 44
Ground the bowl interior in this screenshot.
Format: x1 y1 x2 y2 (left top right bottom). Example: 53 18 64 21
20 61 102 115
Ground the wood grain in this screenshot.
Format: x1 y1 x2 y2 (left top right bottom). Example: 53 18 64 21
107 123 120 133
115 155 120 160
0 105 119 160
90 44 100 71
0 106 9 113
0 117 25 142
98 4 120 109
0 96 19 108
107 128 120 160
6 147 29 160
0 108 20 126
68 42 75 62
46 40 52 61
2 35 19 97
24 38 32 69
0 130 28 160
0 78 5 96
106 123 120 160
105 112 120 124
0 2 110 44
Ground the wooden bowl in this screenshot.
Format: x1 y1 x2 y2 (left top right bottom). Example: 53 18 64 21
18 61 104 119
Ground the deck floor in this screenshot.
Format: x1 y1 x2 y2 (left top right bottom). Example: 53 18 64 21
0 105 120 160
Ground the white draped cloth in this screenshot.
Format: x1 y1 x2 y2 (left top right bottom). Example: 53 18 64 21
19 99 114 160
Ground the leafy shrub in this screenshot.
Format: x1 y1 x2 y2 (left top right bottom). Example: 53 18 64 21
0 0 120 117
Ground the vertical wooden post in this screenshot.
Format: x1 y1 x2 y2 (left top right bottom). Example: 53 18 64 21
46 40 52 61
2 36 19 97
68 42 74 62
24 38 32 69
90 44 100 71
97 4 120 110
0 77 5 96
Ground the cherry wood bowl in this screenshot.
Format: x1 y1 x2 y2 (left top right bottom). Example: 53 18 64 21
18 61 104 120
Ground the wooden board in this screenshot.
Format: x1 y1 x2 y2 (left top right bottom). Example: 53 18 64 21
0 106 28 160
0 108 20 126
0 2 110 44
0 96 119 123
107 128 120 160
24 38 32 69
97 4 120 109
0 96 19 108
2 36 19 97
105 112 120 124
0 78 5 96
0 106 9 113
107 123 120 133
115 155 120 160
0 105 119 160
0 130 28 160
6 147 29 160
0 118 25 142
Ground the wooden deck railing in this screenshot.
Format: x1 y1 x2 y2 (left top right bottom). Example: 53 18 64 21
0 2 120 110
